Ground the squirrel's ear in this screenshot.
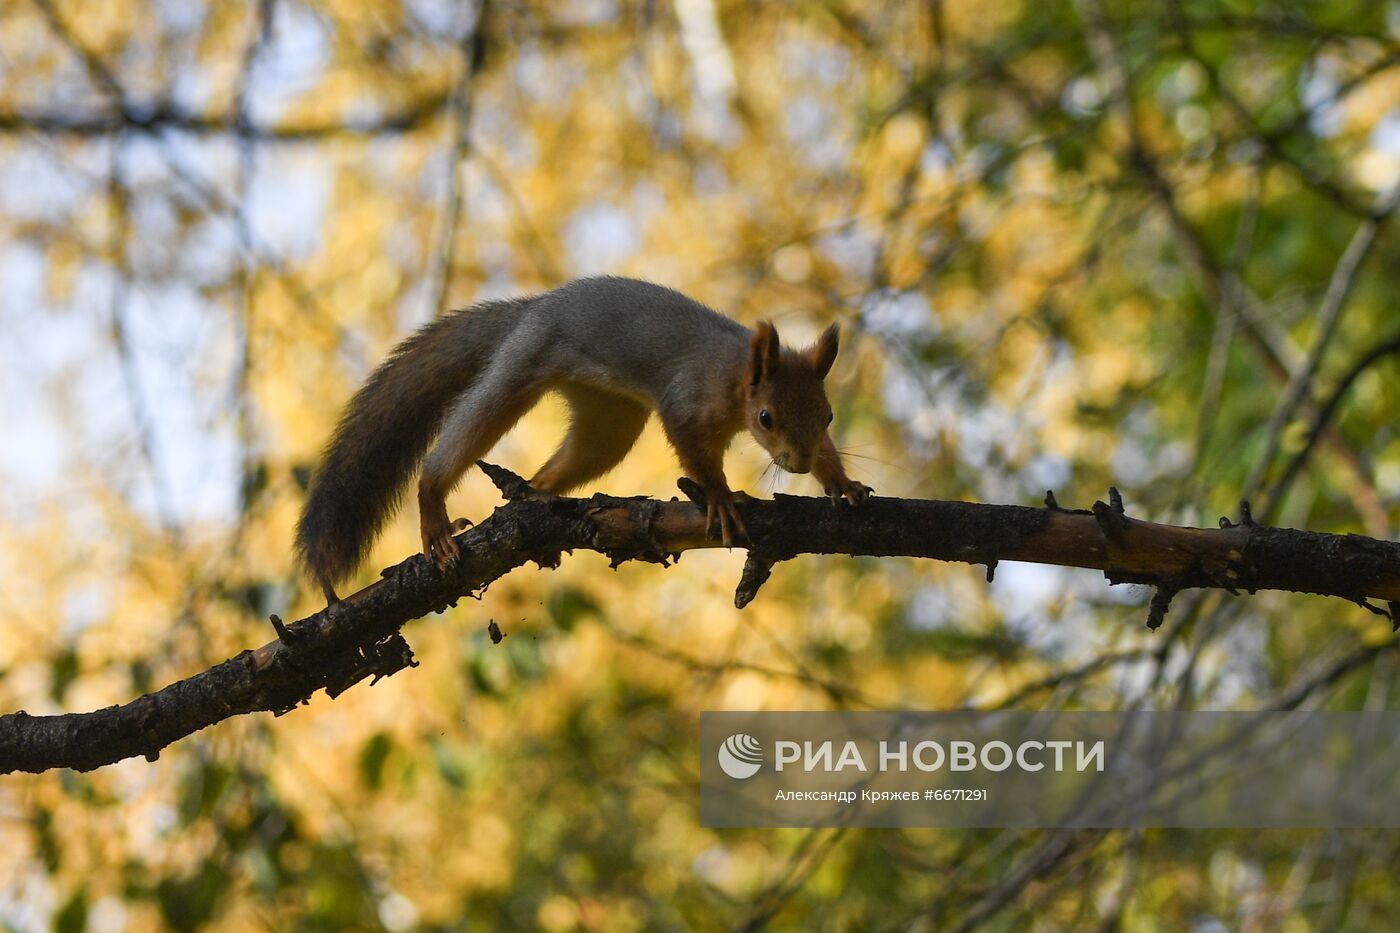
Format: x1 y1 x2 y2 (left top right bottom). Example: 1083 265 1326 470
809 323 839 379
748 321 781 387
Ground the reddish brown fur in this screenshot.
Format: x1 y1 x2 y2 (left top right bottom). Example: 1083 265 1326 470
741 322 837 475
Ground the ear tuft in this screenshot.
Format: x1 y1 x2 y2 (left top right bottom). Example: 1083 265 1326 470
809 322 839 379
748 321 781 387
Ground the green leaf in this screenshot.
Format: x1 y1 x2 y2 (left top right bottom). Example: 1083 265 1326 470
430 736 468 790
48 648 79 705
177 762 233 826
359 732 393 790
156 860 228 931
507 634 547 680
54 887 87 933
34 806 60 873
468 651 504 695
547 585 600 632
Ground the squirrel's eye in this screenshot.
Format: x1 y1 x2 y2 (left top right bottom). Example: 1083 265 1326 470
759 409 773 430
827 411 834 425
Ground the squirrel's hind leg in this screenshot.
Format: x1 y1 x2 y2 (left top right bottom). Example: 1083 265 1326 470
419 366 547 568
531 385 650 494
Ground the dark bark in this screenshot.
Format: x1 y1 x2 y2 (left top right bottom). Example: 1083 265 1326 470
3 464 1398 775
0 96 449 141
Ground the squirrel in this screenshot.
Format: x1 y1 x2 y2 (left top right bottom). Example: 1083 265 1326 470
294 275 872 603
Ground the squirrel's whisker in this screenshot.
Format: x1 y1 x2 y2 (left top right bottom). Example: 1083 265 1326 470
834 448 909 474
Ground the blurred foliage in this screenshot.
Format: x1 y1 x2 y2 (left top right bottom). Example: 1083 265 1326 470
2 0 1399 928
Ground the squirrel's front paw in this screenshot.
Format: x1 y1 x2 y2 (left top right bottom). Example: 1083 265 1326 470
704 487 751 547
827 479 873 507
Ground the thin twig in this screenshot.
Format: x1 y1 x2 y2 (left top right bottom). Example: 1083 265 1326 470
1267 327 1400 522
1242 181 1400 503
429 2 489 319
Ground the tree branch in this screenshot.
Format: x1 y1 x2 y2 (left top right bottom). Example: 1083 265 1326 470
0 96 450 141
1268 326 1400 517
4 464 1399 775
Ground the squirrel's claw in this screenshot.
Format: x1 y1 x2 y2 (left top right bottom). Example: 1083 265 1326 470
421 509 465 570
827 480 873 507
704 489 750 547
429 531 459 569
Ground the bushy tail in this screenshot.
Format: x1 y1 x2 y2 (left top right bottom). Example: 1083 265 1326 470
295 298 530 595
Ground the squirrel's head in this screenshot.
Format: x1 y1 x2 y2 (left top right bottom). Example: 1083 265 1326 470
743 321 839 474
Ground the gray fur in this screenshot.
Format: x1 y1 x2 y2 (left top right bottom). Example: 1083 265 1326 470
296 276 753 592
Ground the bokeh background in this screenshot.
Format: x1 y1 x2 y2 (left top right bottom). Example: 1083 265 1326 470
3 0 1400 928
